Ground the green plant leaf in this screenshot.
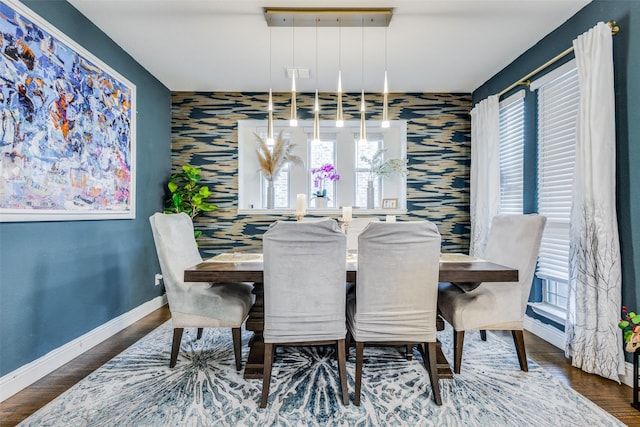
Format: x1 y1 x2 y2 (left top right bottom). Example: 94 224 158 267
632 316 640 325
168 181 178 193
625 330 633 343
619 320 630 329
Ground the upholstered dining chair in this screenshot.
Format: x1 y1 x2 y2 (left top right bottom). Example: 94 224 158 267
346 221 443 406
149 212 254 370
346 217 379 252
260 220 349 408
438 214 546 374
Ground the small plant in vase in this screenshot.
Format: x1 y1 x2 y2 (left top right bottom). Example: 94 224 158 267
360 149 407 209
311 163 340 208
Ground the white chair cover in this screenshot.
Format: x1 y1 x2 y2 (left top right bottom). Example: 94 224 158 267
438 214 546 331
263 220 347 343
347 221 441 342
149 212 253 328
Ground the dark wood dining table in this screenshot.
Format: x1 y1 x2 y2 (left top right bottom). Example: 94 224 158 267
184 253 518 380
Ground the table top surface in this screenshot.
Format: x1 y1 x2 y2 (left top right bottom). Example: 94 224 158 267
184 252 519 284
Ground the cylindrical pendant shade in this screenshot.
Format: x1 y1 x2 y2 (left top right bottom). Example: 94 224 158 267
267 89 274 143
359 89 366 142
313 90 320 142
290 74 298 127
336 71 344 127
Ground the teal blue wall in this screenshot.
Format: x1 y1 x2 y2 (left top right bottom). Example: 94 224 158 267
0 1 171 376
473 0 640 327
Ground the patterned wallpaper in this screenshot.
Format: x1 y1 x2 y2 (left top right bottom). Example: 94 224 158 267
171 91 472 256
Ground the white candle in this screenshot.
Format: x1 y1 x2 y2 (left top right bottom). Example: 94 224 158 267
296 194 306 214
386 215 396 222
342 206 352 222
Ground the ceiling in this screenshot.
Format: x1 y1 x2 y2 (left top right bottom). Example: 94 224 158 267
67 0 591 93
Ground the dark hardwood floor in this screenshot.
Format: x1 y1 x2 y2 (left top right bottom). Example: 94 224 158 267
1 306 638 426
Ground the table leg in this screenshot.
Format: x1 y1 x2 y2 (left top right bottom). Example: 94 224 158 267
436 315 454 378
244 282 264 379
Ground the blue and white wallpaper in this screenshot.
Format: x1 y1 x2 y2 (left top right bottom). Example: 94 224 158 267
171 91 471 255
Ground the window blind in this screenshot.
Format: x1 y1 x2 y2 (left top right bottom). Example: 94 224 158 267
498 90 525 214
533 60 579 282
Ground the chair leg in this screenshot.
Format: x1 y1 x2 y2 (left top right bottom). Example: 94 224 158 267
423 342 442 406
480 330 487 341
260 343 274 408
170 328 184 368
345 331 353 361
197 328 203 340
453 330 465 374
232 327 242 371
354 341 365 406
336 339 349 405
512 330 528 372
405 344 413 360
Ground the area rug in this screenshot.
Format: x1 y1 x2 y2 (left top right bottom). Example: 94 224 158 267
19 322 624 426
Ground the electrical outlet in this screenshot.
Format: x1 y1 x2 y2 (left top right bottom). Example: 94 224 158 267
154 273 163 286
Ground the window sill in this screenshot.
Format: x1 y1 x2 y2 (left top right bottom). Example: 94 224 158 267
527 302 567 326
237 208 408 216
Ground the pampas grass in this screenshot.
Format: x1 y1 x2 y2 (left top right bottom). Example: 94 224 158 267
255 131 303 180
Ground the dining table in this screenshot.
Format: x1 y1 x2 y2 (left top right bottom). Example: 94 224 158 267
184 252 518 380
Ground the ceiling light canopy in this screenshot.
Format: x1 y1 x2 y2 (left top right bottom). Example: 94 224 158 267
264 8 393 28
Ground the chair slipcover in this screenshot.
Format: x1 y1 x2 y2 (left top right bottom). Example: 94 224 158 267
438 214 546 374
150 212 253 328
438 214 546 331
346 217 380 252
263 220 347 343
347 221 441 343
261 219 349 407
346 221 443 405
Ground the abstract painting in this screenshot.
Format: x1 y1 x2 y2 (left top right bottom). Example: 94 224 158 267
0 0 136 221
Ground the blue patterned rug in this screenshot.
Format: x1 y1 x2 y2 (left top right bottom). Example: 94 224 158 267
20 321 623 426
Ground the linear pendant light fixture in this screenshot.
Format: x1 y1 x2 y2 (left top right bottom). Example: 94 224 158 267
264 8 393 130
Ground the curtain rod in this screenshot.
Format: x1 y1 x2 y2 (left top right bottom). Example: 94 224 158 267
497 20 619 97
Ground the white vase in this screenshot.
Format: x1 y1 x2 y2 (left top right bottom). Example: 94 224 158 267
315 196 327 209
266 180 275 209
366 180 374 209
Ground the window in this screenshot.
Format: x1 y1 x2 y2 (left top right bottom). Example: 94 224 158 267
238 120 407 213
531 59 579 313
498 90 525 214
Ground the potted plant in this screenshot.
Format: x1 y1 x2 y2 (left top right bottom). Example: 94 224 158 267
619 306 640 352
164 164 217 238
360 148 407 209
311 163 340 208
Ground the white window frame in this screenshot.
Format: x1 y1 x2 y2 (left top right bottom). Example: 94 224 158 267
237 120 407 215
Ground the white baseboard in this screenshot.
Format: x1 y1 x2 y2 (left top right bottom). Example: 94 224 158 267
524 314 566 349
0 295 167 402
524 315 633 388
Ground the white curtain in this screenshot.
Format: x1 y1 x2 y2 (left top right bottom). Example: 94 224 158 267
565 22 624 382
469 95 500 256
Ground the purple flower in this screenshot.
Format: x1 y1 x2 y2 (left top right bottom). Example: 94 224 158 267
311 163 340 194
